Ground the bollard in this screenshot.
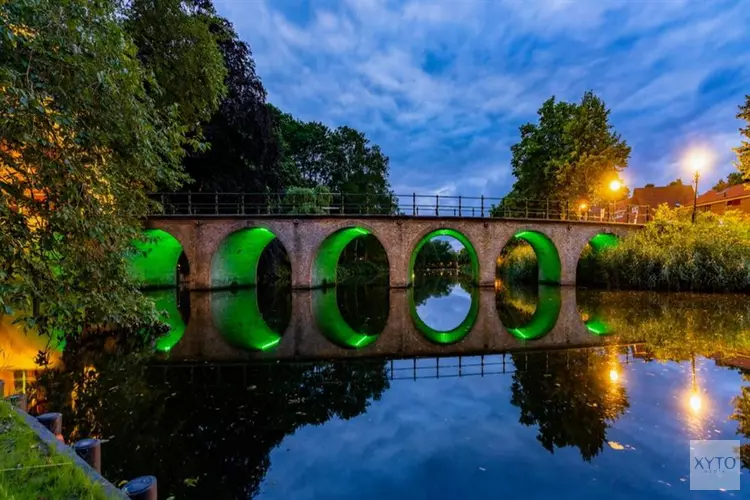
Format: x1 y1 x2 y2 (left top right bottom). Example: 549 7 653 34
73 438 102 473
36 412 63 437
123 476 157 500
7 394 27 412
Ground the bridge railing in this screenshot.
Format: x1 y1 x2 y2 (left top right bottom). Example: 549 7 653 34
149 192 651 223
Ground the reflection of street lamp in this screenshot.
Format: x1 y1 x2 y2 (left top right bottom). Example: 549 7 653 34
688 354 703 415
609 369 620 383
686 149 710 223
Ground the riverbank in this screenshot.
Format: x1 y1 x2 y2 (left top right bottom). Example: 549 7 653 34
0 401 115 500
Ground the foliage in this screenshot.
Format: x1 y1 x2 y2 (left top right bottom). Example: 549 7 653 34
731 374 750 469
508 91 630 204
735 95 750 181
713 171 747 191
413 239 459 270
496 241 538 284
282 186 333 214
592 206 750 292
0 401 112 499
269 105 395 213
182 2 284 192
0 0 186 338
123 0 227 136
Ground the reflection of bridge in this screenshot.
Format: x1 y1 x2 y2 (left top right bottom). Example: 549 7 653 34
135 214 637 289
161 287 628 362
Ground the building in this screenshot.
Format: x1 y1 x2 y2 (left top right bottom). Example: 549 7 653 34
610 184 696 223
695 183 750 215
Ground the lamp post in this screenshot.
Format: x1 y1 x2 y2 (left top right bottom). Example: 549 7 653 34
608 179 622 222
692 170 700 224
686 149 710 224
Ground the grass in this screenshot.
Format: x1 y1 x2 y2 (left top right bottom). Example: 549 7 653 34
0 401 114 500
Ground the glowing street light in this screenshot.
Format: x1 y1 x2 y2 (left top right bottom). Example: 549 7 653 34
609 179 622 192
685 148 712 223
689 392 702 413
609 369 620 383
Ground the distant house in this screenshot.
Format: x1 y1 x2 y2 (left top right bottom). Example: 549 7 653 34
695 183 750 215
610 184 696 223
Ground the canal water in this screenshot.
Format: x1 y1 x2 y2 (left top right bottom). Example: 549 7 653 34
3 275 749 499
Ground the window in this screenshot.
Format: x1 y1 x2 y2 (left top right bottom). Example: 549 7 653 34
727 199 741 207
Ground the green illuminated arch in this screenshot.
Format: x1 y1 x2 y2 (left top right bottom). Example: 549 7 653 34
211 289 283 352
505 285 562 340
584 316 613 336
313 227 375 287
512 231 561 284
408 286 479 344
588 233 619 252
313 288 380 349
211 227 279 288
128 229 184 287
409 229 479 284
148 289 187 352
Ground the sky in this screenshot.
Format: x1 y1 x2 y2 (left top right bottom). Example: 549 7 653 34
215 0 750 197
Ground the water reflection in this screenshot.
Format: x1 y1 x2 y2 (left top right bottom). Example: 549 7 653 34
410 275 479 344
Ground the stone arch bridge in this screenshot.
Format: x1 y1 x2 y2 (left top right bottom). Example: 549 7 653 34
131 214 639 289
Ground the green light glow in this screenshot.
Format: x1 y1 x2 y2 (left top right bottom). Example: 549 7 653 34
589 233 619 252
506 285 562 340
146 289 187 352
313 288 380 349
211 228 278 288
211 289 283 352
585 319 612 336
408 229 479 284
128 229 183 287
313 227 374 287
513 231 561 284
408 287 480 344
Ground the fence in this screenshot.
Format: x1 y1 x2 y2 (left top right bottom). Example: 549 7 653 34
148 192 650 223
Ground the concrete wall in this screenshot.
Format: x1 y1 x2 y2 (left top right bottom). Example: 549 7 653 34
145 216 639 289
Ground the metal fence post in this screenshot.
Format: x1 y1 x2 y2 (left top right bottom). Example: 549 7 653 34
188 191 192 215
458 195 462 217
481 195 484 217
365 194 370 215
435 194 439 216
389 193 394 215
214 192 219 215
412 193 416 216
525 199 529 219
546 199 549 219
241 194 245 215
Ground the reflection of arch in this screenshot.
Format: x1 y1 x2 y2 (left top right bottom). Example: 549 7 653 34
313 227 384 287
211 227 279 288
313 289 380 349
129 229 185 287
408 286 479 344
588 233 619 253
148 289 188 352
511 230 561 284
584 316 613 336
211 289 283 351
506 286 561 340
409 228 479 284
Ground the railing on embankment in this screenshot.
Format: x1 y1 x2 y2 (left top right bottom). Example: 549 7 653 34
148 192 651 224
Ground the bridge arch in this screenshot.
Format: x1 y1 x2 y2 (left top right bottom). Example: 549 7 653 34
149 289 189 352
500 230 561 284
408 228 479 284
498 285 562 340
128 229 187 288
312 226 387 287
211 289 286 352
408 285 479 344
210 227 284 288
313 288 381 349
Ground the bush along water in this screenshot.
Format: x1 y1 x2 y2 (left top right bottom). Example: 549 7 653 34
584 206 750 292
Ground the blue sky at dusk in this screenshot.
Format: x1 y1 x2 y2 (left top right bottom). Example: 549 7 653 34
215 0 750 196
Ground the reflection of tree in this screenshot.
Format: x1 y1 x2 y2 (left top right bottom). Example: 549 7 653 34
412 274 475 306
510 350 630 461
496 285 538 328
730 372 750 469
336 285 389 335
32 335 390 499
577 291 750 361
255 284 293 334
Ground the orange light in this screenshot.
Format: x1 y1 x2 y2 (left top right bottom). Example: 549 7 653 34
609 180 622 192
579 203 588 211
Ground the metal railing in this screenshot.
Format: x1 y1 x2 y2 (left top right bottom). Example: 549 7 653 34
148 192 651 224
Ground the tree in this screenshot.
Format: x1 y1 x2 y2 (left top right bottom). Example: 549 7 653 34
735 95 750 181
713 172 746 191
668 178 684 186
508 91 630 204
0 0 186 337
123 0 227 136
181 3 285 191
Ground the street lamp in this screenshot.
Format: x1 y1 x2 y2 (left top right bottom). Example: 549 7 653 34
609 179 622 192
686 149 710 223
608 179 623 221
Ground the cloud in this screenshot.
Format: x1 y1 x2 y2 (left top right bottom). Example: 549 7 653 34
215 0 750 195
